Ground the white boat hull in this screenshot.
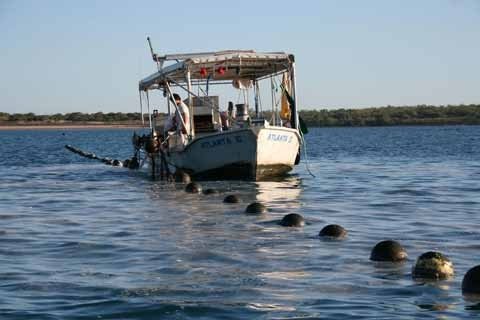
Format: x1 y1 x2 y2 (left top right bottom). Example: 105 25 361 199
159 126 301 180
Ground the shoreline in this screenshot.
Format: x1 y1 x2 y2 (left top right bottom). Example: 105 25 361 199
0 124 146 130
1 123 478 131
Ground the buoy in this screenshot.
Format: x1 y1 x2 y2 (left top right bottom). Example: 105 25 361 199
64 145 116 164
279 213 305 227
112 159 122 167
174 169 191 184
185 182 201 193
65 145 75 152
319 224 347 239
129 157 139 169
462 265 480 295
370 240 407 262
224 194 240 203
203 188 218 195
245 202 267 214
123 159 130 168
412 251 454 280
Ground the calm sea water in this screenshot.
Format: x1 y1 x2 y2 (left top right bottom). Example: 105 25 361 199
0 126 479 319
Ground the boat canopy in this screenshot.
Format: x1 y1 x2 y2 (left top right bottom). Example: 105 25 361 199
139 50 293 91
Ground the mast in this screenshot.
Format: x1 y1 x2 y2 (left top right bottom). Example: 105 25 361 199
147 36 161 71
146 37 158 130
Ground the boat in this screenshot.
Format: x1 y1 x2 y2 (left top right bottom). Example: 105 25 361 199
133 40 305 180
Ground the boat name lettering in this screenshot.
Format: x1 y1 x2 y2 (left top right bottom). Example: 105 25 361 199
268 133 291 143
201 136 242 149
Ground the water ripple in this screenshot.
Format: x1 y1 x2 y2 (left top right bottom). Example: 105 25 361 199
0 126 479 319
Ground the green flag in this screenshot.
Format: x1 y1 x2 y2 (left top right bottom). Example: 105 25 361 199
299 116 309 134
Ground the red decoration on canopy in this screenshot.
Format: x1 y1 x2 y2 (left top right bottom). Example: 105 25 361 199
200 67 208 77
216 66 226 75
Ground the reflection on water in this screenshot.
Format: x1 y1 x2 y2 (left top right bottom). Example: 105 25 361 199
254 176 302 206
260 270 310 281
246 303 296 312
143 175 303 217
417 303 453 311
465 302 480 311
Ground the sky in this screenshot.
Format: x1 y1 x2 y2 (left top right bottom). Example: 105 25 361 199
1 0 480 114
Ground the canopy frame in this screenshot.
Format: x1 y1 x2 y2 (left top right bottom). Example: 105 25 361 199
139 50 293 91
138 49 298 131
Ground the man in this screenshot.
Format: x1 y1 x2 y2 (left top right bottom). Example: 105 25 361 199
172 93 190 135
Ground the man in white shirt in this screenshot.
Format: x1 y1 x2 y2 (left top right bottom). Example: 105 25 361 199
172 93 191 135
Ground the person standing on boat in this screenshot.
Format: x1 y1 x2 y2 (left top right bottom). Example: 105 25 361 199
172 93 191 136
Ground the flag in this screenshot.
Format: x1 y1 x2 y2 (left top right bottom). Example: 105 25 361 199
280 72 291 120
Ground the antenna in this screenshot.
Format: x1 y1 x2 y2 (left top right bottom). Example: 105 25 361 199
147 36 161 70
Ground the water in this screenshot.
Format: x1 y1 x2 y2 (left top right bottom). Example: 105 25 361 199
0 126 479 319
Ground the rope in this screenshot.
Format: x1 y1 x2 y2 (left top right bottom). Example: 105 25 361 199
300 131 315 178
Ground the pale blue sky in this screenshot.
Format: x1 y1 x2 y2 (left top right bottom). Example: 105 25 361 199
1 0 479 114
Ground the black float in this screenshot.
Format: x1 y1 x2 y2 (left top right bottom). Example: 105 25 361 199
370 240 407 262
462 265 480 294
279 213 305 227
245 202 267 214
319 224 347 239
224 195 240 203
174 169 191 184
185 182 202 193
203 188 218 195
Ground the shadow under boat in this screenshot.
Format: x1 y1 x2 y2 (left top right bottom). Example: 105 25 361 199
188 163 294 181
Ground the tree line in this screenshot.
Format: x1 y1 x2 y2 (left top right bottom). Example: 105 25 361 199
0 112 144 123
1 104 479 127
298 104 480 127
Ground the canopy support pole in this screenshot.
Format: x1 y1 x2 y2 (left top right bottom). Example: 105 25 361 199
146 91 152 130
270 76 276 126
139 91 144 126
254 80 259 118
290 57 299 130
167 93 171 115
186 69 194 137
